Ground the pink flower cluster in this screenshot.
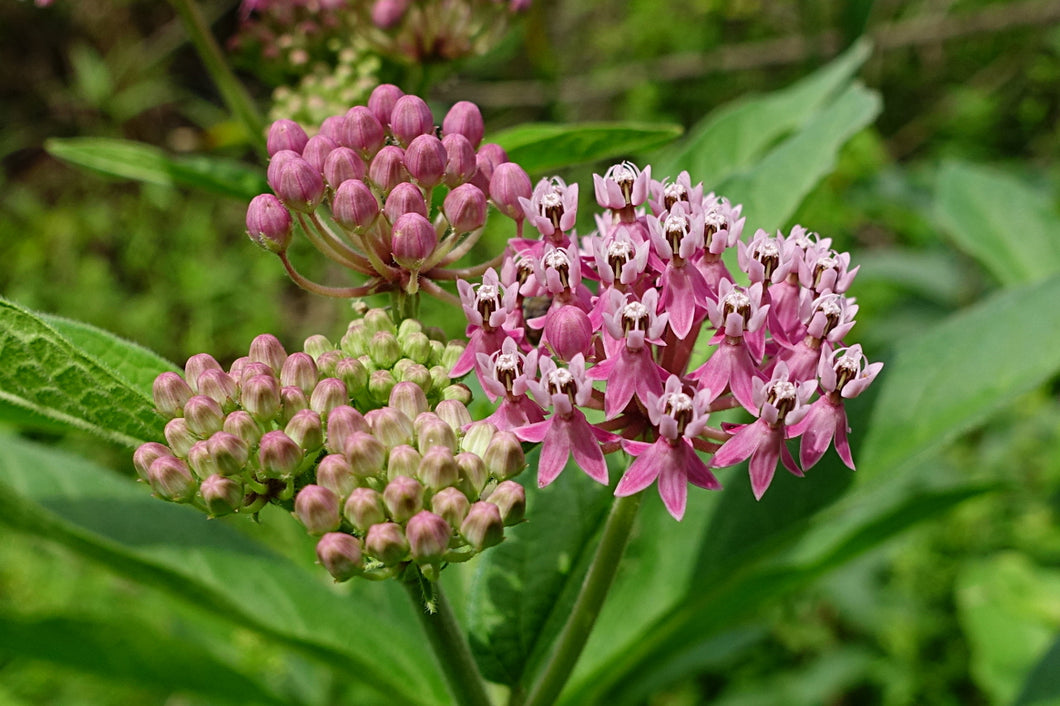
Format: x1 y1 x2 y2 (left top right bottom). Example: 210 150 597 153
455 163 883 519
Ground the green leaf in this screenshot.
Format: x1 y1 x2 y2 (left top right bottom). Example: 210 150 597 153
490 123 683 175
466 453 613 685
45 137 268 201
934 160 1060 285
858 273 1060 481
0 612 287 705
1015 633 1060 706
717 81 881 233
0 298 167 446
656 38 872 184
0 434 447 706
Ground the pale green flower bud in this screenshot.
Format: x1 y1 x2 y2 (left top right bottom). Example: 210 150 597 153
401 331 432 365
483 431 526 481
417 446 459 492
148 456 198 503
487 480 526 525
285 409 324 452
344 431 387 480
316 350 343 378
368 370 398 406
368 331 402 370
429 366 451 395
310 377 348 418
460 421 497 457
344 487 386 532
455 452 489 498
397 318 423 338
200 474 244 517
164 417 197 457
222 411 262 448
434 399 472 434
303 334 334 361
460 502 504 551
295 485 342 535
341 321 370 358
430 487 470 527
441 341 466 371
316 532 363 581
184 395 225 437
428 340 446 367
317 454 358 498
363 308 396 336
415 413 458 455
441 384 474 405
335 357 369 402
365 522 409 566
387 444 422 482
366 407 414 448
383 475 424 523
208 432 249 477
395 361 432 392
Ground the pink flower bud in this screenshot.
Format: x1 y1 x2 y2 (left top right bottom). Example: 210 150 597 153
342 106 386 158
543 305 593 362
404 134 447 188
332 179 379 230
455 451 489 497
316 532 363 581
197 369 238 412
442 133 477 187
476 143 508 175
483 430 525 480
274 157 325 213
246 194 293 253
301 134 338 173
309 377 348 417
267 119 309 156
388 381 430 421
365 522 409 566
325 405 369 455
442 101 485 148
435 399 472 433
200 474 244 517
242 373 281 423
489 162 532 220
415 414 458 455
258 430 303 479
323 146 367 189
249 333 287 373
148 456 198 502
417 446 460 491
430 487 471 527
391 212 438 271
207 431 249 476
366 406 415 448
443 183 487 233
384 182 428 224
368 83 404 128
184 353 222 393
152 371 192 419
318 115 346 144
295 484 342 534
186 440 218 479
238 362 274 387
266 150 300 191
133 442 172 482
406 510 452 564
183 395 225 437
367 145 408 194
390 95 434 146
280 352 319 395
344 430 387 479
279 386 309 426
461 501 504 551
387 444 422 482
487 480 526 525
344 487 387 531
285 408 324 451
383 475 425 523
317 453 357 498
371 0 410 29
223 410 262 447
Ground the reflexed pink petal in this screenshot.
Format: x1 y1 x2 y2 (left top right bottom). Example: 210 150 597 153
728 347 760 413
568 414 609 484
711 419 767 469
780 439 803 476
537 419 570 487
513 419 550 443
658 461 688 520
604 358 637 418
748 436 780 500
834 405 855 469
614 444 663 497
692 346 732 404
683 445 722 490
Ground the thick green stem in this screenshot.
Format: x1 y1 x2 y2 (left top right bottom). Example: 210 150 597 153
520 493 643 706
404 576 493 706
168 0 266 151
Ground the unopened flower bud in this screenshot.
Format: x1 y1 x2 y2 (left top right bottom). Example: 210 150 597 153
185 353 222 393
310 377 348 418
368 83 404 128
443 183 487 233
418 446 459 491
275 157 325 213
364 308 397 336
285 408 324 451
476 143 508 177
246 193 293 253
390 95 434 146
487 480 526 525
371 0 409 28
303 334 334 361
455 451 489 497
133 442 172 482
405 134 447 188
387 444 422 481
301 134 338 173
332 179 380 230
401 331 432 364
344 487 387 531
186 440 219 480
383 475 425 523
147 456 197 502
316 532 363 581
366 406 414 448
241 373 281 423
266 150 300 190
368 369 398 406
484 430 525 480
153 372 193 419
396 362 432 390
207 431 249 476
279 385 309 426
323 146 366 189
365 522 410 566
295 485 342 535
391 212 438 271
384 182 429 224
222 410 262 447
407 511 452 566
461 502 504 551
441 384 473 405
249 334 287 373
431 486 471 527
441 341 467 371
238 362 275 387
326 405 369 454
258 430 303 479
316 350 343 378
201 474 244 517
317 453 358 498
342 106 386 158
344 430 387 479
442 133 477 187
183 395 225 437
318 115 345 144
461 421 497 457
195 370 237 412
416 414 458 454
443 101 485 148
280 352 319 395
335 357 369 401
435 399 472 433
389 381 429 421
430 366 452 394
267 119 309 157
367 145 408 194
490 162 533 221
544 306 593 362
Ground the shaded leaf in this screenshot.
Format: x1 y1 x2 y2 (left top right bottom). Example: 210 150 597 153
491 123 682 175
1015 633 1060 706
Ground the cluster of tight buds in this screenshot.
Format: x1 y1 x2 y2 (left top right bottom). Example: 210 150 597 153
134 308 527 581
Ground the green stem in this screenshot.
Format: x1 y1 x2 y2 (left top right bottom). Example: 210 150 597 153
520 493 643 706
167 0 266 151
404 575 494 706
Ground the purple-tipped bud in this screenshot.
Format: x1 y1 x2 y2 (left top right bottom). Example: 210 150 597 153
335 357 370 402
404 134 447 189
326 405 369 454
366 406 415 448
332 179 380 230
148 455 198 502
303 334 334 361
241 373 281 423
368 83 404 128
490 163 533 221
368 331 403 369
294 484 342 535
183 395 225 437
285 408 324 451
383 475 425 523
431 487 471 527
280 352 319 395
316 532 363 581
387 444 422 481
388 381 429 421
367 145 408 194
207 431 249 476
455 452 489 497
407 510 452 565
443 183 488 233
267 119 309 157
441 384 473 405
366 369 395 406
344 430 387 479
390 95 434 147
317 453 358 498
544 306 593 362
442 102 485 148
435 399 473 433
201 474 244 517
133 442 172 482
487 480 526 525
417 446 460 491
185 353 222 393
309 377 348 417
365 522 410 566
249 334 288 373
415 414 458 454
275 157 325 213
301 134 339 173
371 0 410 28
186 440 219 480
152 372 193 419
342 106 386 158
266 150 300 192
222 410 262 447
258 430 303 479
318 115 346 144
442 134 477 187
316 350 343 378
344 487 387 531
238 362 275 387
483 430 525 480
461 501 504 551
384 182 429 224
401 331 432 365
323 146 367 189
390 212 438 271
460 421 497 457
476 143 508 175
279 385 309 426
193 371 236 413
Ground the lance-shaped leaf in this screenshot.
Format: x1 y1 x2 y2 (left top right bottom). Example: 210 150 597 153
491 123 682 175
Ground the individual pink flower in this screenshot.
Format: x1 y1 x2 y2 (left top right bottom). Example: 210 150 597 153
799 243 859 296
648 171 703 213
451 269 521 380
775 292 859 381
646 204 712 339
590 221 651 289
593 161 651 213
615 375 721 520
476 337 545 429
711 362 814 500
519 176 579 242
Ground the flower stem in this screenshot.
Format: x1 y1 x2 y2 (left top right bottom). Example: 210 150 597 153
167 0 266 152
403 575 494 706
520 493 643 706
